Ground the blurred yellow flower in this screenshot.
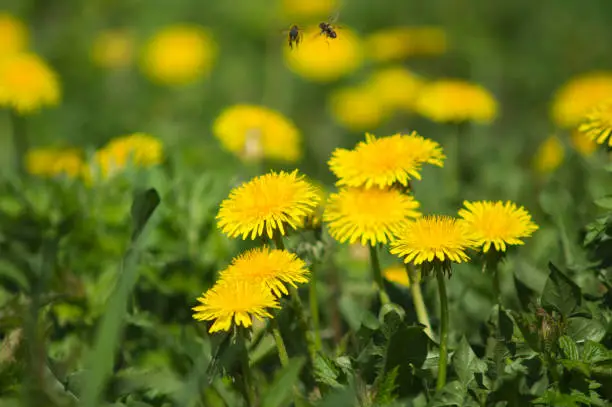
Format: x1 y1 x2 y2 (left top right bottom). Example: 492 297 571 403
390 215 476 266
219 247 309 298
365 66 425 112
212 104 301 162
192 279 280 333
570 129 597 157
383 264 415 287
304 182 327 229
365 26 447 62
323 187 421 246
92 133 163 179
0 52 60 114
217 170 321 240
458 201 539 253
551 72 612 128
329 132 445 189
578 99 612 147
533 135 564 174
279 0 338 20
284 25 363 82
140 24 216 86
25 147 85 179
92 29 134 69
416 79 497 124
328 85 385 131
0 12 28 56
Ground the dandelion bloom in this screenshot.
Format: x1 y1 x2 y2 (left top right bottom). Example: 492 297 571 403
416 79 497 124
219 247 309 297
0 53 60 114
390 215 476 266
458 201 538 253
532 135 564 174
364 26 447 62
279 0 338 20
140 24 216 85
551 72 612 128
217 170 321 240
323 187 420 246
25 147 85 179
570 129 597 157
92 29 134 69
329 132 444 189
383 264 412 287
284 25 363 82
578 99 612 147
0 12 28 56
328 85 386 131
192 280 280 333
365 67 425 113
92 133 163 179
212 105 301 162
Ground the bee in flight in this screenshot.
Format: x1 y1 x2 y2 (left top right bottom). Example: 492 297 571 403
285 24 304 49
317 12 342 41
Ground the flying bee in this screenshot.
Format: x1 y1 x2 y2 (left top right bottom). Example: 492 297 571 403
284 24 304 49
316 12 342 42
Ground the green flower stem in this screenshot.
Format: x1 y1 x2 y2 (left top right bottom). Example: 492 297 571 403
309 263 322 351
369 244 390 305
9 110 28 174
238 329 257 407
405 264 434 339
271 318 289 367
435 267 450 391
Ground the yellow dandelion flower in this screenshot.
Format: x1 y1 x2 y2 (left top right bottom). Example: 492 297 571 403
91 29 134 69
219 247 309 297
383 264 416 287
323 187 421 246
140 24 216 86
192 279 280 333
0 52 60 114
551 71 612 128
0 12 28 56
91 133 163 179
212 105 301 162
328 85 386 131
416 79 497 124
578 99 612 147
329 132 444 189
304 181 327 229
279 0 338 20
25 147 85 179
458 201 539 253
390 215 476 266
533 135 564 174
365 66 425 112
570 129 597 157
217 170 321 240
283 25 363 82
364 26 447 62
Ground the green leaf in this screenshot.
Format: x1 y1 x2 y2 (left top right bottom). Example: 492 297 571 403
261 357 305 407
513 273 536 311
567 317 606 343
594 196 612 210
385 325 428 372
559 359 591 376
559 336 580 360
541 262 581 316
379 303 405 339
373 366 399 405
130 188 161 242
583 341 610 363
428 381 467 406
451 337 487 387
313 354 343 389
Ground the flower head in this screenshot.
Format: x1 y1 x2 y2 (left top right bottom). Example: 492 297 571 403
383 264 411 287
283 25 363 82
91 133 163 179
217 170 321 240
328 85 386 131
364 26 446 62
219 247 309 297
25 147 85 179
329 132 445 189
192 279 280 333
365 67 425 113
92 29 134 69
578 99 612 147
323 187 420 246
570 129 597 157
213 105 301 162
140 24 216 85
551 72 612 128
279 0 338 20
533 135 564 174
416 79 497 124
0 12 28 56
458 201 538 253
390 215 476 267
0 52 60 113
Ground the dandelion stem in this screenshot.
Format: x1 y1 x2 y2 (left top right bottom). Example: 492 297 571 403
405 264 434 339
369 244 390 305
9 110 28 174
237 329 257 407
435 267 450 390
309 263 322 351
271 318 289 367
